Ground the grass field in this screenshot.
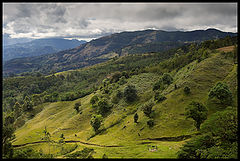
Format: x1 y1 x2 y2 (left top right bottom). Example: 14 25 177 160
12 46 237 158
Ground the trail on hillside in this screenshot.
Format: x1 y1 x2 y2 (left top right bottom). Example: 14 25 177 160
12 139 123 148
13 133 200 148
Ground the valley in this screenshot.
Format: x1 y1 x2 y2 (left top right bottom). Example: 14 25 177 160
3 33 238 158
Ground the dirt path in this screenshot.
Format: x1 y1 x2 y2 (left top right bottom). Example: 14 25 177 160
13 133 200 148
13 139 122 148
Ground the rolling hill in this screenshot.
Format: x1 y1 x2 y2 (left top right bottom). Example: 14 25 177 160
9 39 237 158
3 28 237 76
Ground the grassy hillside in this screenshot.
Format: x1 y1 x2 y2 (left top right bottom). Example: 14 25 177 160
11 44 237 158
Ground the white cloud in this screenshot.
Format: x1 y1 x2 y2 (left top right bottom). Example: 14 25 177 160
3 3 237 40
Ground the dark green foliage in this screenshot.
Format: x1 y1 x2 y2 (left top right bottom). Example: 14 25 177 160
90 114 103 132
162 73 173 85
154 91 166 102
118 76 127 85
152 79 163 91
134 113 139 123
59 133 65 143
177 133 215 159
201 107 237 144
123 85 137 102
90 95 99 106
147 119 154 127
102 153 108 159
13 102 22 119
174 84 178 89
74 102 81 113
142 100 155 118
97 98 111 115
110 72 122 83
13 147 46 159
208 82 232 106
111 90 123 104
185 101 208 131
153 73 172 91
23 96 33 111
2 112 15 159
184 86 191 95
178 108 237 159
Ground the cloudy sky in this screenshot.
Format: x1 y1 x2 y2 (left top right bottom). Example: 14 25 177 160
3 3 238 41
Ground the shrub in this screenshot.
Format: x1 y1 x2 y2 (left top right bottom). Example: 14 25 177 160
118 76 127 85
90 95 99 106
184 86 191 95
111 90 123 104
90 114 103 132
185 101 208 131
142 100 155 118
124 85 137 102
154 91 166 102
97 98 111 115
208 82 232 106
134 113 139 123
74 102 81 113
162 73 173 85
147 119 154 127
153 79 163 91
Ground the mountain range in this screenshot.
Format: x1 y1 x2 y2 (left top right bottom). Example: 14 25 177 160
3 38 87 61
3 28 237 76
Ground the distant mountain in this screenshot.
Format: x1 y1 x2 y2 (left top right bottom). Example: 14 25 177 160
3 33 33 46
3 38 87 61
3 28 237 76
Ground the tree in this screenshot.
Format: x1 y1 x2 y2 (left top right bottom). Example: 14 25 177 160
184 86 191 95
147 119 154 127
97 98 111 115
154 91 166 102
185 101 208 131
74 102 81 113
201 107 237 144
178 108 237 159
23 96 33 111
123 85 137 102
134 113 139 123
2 112 15 158
162 73 173 85
59 133 65 143
90 95 99 106
90 114 103 132
13 102 22 119
142 100 155 118
208 82 232 106
153 79 163 91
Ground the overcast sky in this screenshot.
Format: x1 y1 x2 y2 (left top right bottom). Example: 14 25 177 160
3 3 238 41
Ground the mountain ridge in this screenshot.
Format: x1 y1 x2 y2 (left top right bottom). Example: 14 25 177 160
3 28 237 76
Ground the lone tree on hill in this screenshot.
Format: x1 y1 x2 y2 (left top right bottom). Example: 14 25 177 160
185 101 208 131
74 102 81 113
90 114 103 132
208 82 233 106
134 113 139 123
97 98 111 115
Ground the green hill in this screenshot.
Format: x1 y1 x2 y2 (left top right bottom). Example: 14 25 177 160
9 41 237 158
